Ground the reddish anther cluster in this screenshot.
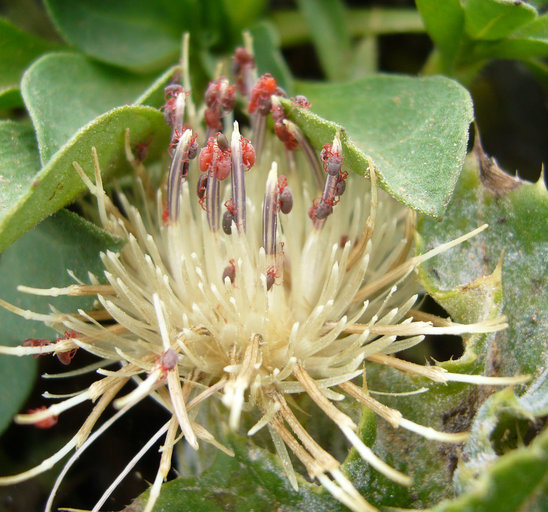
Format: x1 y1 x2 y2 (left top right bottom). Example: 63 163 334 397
199 135 232 181
204 78 236 131
56 330 78 365
22 337 51 358
277 175 293 214
248 74 278 115
27 406 58 429
162 84 185 125
309 142 348 223
232 47 255 94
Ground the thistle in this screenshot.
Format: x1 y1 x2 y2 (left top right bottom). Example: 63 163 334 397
0 39 528 512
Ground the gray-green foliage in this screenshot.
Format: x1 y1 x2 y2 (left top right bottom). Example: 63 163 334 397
0 1 545 511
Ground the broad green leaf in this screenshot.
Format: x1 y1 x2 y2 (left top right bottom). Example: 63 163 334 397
0 18 58 109
250 21 294 95
296 0 352 81
44 0 198 72
21 53 164 164
0 120 41 217
429 392 548 512
0 106 170 253
415 0 465 66
464 0 537 41
471 13 548 60
0 209 123 435
288 75 473 217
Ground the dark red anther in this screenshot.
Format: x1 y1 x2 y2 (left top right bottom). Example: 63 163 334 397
340 235 350 248
279 187 293 214
335 170 348 198
276 175 293 214
222 259 236 284
222 210 234 235
216 155 232 180
293 95 311 109
199 137 232 181
240 137 255 168
326 157 342 176
27 406 58 429
335 178 346 196
22 338 51 358
162 85 185 126
188 137 199 160
321 143 343 176
197 173 208 200
223 198 237 235
217 133 229 152
57 349 77 365
249 74 278 115
160 349 178 372
308 198 333 221
273 121 298 150
199 140 214 173
56 330 78 365
266 265 279 291
204 78 236 130
204 108 222 131
233 47 255 94
314 201 333 220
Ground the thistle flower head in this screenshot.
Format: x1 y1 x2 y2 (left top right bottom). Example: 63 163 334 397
0 40 528 512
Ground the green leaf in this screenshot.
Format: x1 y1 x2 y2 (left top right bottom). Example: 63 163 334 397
415 0 465 66
413 145 548 510
429 392 548 512
249 21 294 95
21 53 164 164
472 13 548 60
288 74 473 217
464 0 537 41
296 0 352 81
44 0 198 72
0 209 123 435
0 105 170 253
0 120 41 219
417 148 548 378
0 18 58 109
131 431 338 512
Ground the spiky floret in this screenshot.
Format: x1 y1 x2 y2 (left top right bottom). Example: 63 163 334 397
0 45 528 512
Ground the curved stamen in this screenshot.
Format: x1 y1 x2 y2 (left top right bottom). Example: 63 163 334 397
262 163 279 255
231 122 246 232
